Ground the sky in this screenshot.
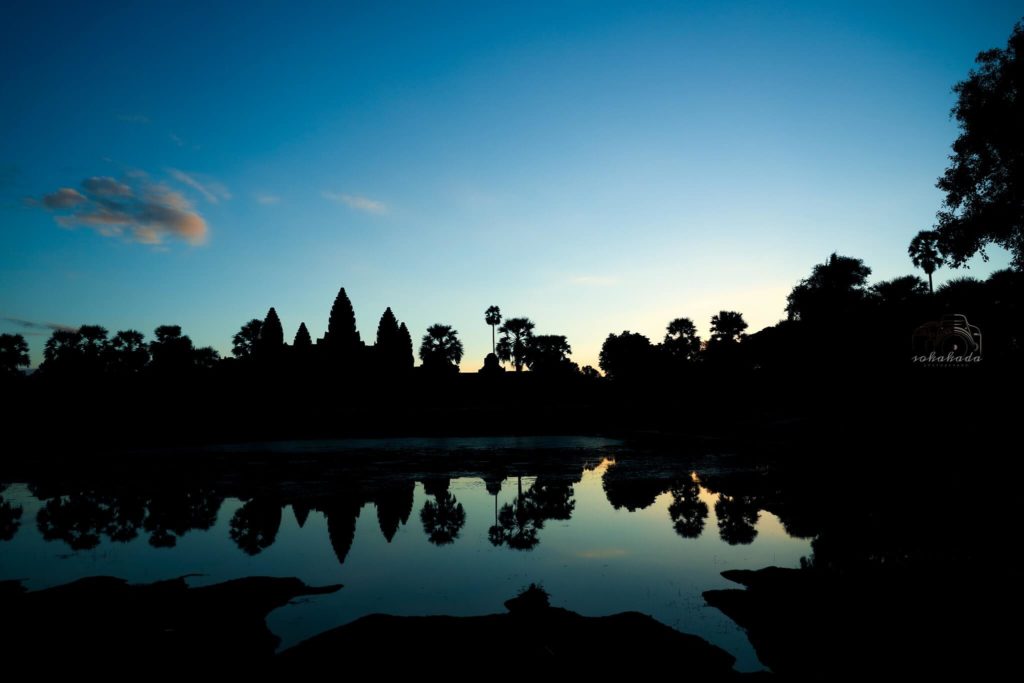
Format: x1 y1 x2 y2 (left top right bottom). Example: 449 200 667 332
1 1 1020 370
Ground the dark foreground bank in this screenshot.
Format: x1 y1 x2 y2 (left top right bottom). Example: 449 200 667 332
1 577 749 677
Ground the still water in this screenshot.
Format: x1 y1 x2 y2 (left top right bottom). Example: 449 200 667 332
0 442 811 671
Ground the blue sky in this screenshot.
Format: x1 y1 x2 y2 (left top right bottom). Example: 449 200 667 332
1 1 1019 369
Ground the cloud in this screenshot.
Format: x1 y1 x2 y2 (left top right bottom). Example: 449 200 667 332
323 191 388 214
569 275 620 286
41 188 87 209
170 133 185 147
255 194 280 205
3 317 77 332
81 176 132 197
35 174 208 246
168 169 231 204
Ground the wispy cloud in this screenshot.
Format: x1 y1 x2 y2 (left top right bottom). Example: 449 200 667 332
168 169 231 204
3 317 77 333
41 188 87 209
569 275 620 287
33 173 209 246
169 133 185 147
255 193 280 205
81 176 132 197
322 191 388 215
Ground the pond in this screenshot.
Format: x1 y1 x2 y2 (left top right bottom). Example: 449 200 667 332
0 440 812 672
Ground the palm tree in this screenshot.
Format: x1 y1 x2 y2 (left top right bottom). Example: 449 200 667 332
488 475 543 550
418 324 464 371
484 305 502 355
232 319 263 358
709 311 748 344
78 324 108 372
909 230 941 294
41 328 83 374
105 329 149 374
496 317 535 371
0 333 30 376
664 317 701 362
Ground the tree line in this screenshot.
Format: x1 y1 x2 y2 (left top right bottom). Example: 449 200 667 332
1 250 1019 383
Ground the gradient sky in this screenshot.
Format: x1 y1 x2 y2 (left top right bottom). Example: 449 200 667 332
1 1 1019 370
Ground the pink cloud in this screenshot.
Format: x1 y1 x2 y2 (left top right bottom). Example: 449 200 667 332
36 173 209 246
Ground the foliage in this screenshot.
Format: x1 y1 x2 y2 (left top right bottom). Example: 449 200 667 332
915 21 1024 268
496 317 535 371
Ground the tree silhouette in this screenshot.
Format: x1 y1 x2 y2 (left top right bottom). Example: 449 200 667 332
871 276 929 307
917 20 1024 268
715 493 760 545
258 307 284 355
78 325 109 367
41 328 83 374
35 491 146 549
664 318 701 363
526 477 575 522
232 319 263 358
419 324 463 372
909 230 941 294
193 346 221 370
602 464 668 511
144 489 223 548
599 331 654 380
36 493 106 550
0 495 23 541
705 311 749 365
936 276 986 312
485 305 502 355
488 476 543 550
229 498 282 555
496 317 535 371
668 478 708 539
0 333 29 376
420 480 466 545
293 322 312 349
526 334 574 374
785 254 872 323
149 325 195 373
105 330 149 374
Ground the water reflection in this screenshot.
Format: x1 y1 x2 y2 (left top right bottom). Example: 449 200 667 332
0 486 22 541
230 498 282 555
30 487 223 550
418 478 465 545
669 476 709 539
0 456 813 556
0 450 814 671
